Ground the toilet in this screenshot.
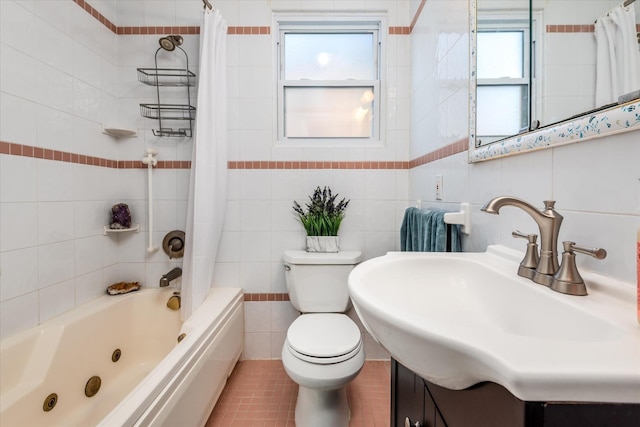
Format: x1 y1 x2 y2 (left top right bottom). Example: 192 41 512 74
281 250 365 427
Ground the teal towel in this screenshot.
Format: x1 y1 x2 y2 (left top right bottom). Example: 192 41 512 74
400 207 461 252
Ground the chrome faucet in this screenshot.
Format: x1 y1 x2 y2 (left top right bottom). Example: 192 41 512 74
482 197 563 287
159 267 182 287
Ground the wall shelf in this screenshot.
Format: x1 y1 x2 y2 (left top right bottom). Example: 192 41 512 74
102 127 137 138
137 41 196 138
137 67 196 87
103 224 140 236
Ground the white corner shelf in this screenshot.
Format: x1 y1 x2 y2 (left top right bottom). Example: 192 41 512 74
103 224 140 236
102 127 138 138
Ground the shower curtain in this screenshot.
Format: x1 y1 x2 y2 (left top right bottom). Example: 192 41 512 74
181 7 227 319
595 3 640 106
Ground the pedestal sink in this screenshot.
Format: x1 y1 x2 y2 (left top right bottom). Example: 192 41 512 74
348 246 640 403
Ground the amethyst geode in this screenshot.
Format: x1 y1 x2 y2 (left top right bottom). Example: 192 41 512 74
110 203 131 229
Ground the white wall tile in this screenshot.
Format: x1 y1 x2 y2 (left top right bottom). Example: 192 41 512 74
73 40 103 88
0 44 38 102
553 134 640 215
35 105 74 152
75 270 106 307
240 200 272 231
0 292 38 340
73 79 103 123
75 236 103 276
37 159 75 202
0 202 38 251
245 301 271 333
242 332 272 359
271 301 299 332
212 262 240 287
0 1 37 54
0 94 37 146
270 332 287 359
0 155 37 202
37 202 75 245
38 278 76 323
0 247 39 302
240 262 271 292
37 241 75 288
35 31 73 90
240 231 272 262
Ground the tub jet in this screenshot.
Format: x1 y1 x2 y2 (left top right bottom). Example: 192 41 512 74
85 376 101 398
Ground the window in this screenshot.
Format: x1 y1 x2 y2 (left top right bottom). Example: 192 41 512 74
274 16 384 145
476 14 533 145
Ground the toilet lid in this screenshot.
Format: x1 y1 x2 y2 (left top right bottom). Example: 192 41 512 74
287 313 361 360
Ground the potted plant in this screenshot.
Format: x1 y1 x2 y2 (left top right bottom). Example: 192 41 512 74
293 186 350 252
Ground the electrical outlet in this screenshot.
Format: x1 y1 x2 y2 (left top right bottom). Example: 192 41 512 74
435 174 443 200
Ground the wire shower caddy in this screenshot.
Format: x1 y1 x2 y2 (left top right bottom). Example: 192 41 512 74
137 44 196 137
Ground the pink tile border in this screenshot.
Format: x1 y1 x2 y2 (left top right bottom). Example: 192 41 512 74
547 24 595 33
73 0 117 33
78 1 423 36
1 139 467 170
227 160 410 170
243 293 290 302
0 141 191 169
546 24 640 33
7 3 459 172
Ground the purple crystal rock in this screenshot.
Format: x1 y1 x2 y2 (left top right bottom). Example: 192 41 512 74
110 203 131 229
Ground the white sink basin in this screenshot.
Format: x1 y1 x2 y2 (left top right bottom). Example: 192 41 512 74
348 246 640 403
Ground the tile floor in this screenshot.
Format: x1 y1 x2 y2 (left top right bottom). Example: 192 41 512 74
206 360 391 427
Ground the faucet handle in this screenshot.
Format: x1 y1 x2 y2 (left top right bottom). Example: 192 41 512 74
511 230 540 279
566 242 607 260
512 229 537 243
551 241 607 296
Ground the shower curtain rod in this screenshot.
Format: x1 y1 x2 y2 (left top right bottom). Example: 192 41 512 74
203 0 213 10
595 0 636 23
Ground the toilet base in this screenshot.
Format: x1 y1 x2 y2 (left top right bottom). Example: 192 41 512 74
295 385 350 427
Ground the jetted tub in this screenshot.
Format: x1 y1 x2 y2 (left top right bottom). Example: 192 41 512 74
0 287 243 427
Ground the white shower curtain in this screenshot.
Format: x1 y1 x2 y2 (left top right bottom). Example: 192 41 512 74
595 3 640 106
181 8 227 319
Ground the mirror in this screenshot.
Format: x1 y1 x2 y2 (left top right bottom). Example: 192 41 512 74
469 0 640 162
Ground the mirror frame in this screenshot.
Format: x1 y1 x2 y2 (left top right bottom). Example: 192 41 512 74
468 0 640 163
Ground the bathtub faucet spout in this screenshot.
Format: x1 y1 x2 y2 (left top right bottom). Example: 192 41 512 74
160 267 182 287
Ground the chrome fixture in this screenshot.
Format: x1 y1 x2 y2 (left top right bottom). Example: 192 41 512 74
483 197 608 296
167 292 181 310
160 267 182 287
482 197 563 287
85 376 102 398
163 230 185 259
511 230 539 280
158 35 183 52
551 242 607 296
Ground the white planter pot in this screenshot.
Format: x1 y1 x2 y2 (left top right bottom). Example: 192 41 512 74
306 236 340 253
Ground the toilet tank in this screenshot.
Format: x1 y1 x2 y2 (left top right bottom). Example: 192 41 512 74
283 250 362 313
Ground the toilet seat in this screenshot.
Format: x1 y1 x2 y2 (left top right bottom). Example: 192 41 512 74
287 313 362 365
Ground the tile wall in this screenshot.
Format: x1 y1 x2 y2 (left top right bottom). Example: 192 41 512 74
0 0 415 360
2 0 637 355
410 0 639 288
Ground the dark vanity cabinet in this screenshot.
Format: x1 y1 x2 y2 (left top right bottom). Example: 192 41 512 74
391 359 640 427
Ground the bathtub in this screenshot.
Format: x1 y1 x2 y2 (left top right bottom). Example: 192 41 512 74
0 287 243 427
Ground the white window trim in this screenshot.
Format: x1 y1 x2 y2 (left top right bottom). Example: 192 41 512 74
272 12 387 148
476 10 543 143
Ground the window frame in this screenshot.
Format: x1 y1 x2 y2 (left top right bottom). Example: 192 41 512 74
273 13 387 147
476 12 535 145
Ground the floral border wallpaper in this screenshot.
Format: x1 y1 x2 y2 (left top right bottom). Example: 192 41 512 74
470 100 640 162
